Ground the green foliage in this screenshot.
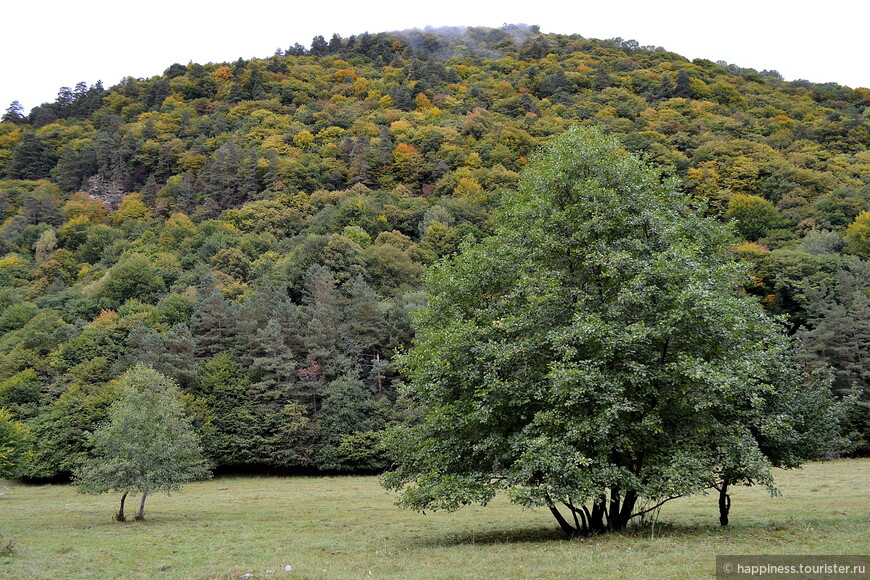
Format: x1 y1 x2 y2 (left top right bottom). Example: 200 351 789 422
195 353 262 467
799 267 870 453
0 25 866 477
725 194 780 242
844 210 870 258
0 407 31 478
0 369 42 420
98 253 166 307
73 365 211 518
383 127 840 535
316 374 380 471
5 134 57 180
0 301 40 332
27 380 119 478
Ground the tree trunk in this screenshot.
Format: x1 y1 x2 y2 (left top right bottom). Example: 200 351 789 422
608 488 621 531
589 495 607 533
719 479 731 526
548 504 578 538
544 493 578 537
135 492 148 520
115 491 128 522
601 488 638 531
547 490 640 537
616 490 637 531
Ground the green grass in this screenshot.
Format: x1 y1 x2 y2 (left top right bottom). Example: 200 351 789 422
1 459 868 579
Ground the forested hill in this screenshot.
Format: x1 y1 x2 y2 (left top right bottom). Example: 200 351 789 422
1 25 868 478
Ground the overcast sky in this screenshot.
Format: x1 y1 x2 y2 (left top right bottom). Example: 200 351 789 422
3 0 867 115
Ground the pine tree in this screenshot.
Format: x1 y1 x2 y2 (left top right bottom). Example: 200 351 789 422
342 275 386 374
2 100 25 124
191 282 237 360
348 134 372 186
302 265 348 382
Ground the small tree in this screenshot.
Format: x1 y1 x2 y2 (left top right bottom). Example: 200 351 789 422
705 363 843 526
381 127 840 536
74 365 211 521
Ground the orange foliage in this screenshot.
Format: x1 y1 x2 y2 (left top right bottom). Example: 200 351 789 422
335 69 357 82
394 142 420 157
415 93 434 110
93 309 119 325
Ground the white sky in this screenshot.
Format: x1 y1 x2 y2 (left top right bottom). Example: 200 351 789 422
2 1 868 115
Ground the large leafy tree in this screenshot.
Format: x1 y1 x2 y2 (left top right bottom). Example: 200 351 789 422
73 365 210 521
382 127 839 536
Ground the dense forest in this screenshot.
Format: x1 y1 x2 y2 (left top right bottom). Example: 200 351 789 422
1 24 868 479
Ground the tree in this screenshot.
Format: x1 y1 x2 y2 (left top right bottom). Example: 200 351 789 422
0 408 30 479
798 268 870 454
194 353 263 468
5 133 57 179
725 194 780 242
704 358 842 526
74 365 211 521
316 373 380 471
0 369 42 420
99 253 166 307
844 210 870 258
191 280 237 360
594 62 612 90
2 101 25 124
310 35 328 57
301 265 349 382
129 323 198 391
674 70 693 98
381 127 839 536
26 380 118 479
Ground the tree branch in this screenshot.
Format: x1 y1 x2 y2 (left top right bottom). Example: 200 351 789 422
628 495 683 520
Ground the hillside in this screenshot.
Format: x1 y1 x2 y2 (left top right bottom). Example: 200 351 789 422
0 25 868 478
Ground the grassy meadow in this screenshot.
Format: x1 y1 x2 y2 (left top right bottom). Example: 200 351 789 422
1 459 867 579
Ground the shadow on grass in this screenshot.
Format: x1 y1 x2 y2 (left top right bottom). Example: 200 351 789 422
413 518 809 548
415 525 570 547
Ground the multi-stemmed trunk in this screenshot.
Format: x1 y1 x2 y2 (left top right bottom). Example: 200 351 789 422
115 491 149 522
547 489 639 537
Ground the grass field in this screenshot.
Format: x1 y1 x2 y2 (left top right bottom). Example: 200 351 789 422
1 459 867 579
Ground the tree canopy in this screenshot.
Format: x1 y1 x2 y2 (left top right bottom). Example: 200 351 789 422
381 127 841 535
73 365 210 520
0 407 30 479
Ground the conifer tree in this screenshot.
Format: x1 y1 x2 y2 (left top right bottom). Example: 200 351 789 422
191 281 237 360
302 265 348 381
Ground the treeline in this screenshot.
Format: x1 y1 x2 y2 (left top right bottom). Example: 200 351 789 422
0 25 868 479
0 183 436 477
